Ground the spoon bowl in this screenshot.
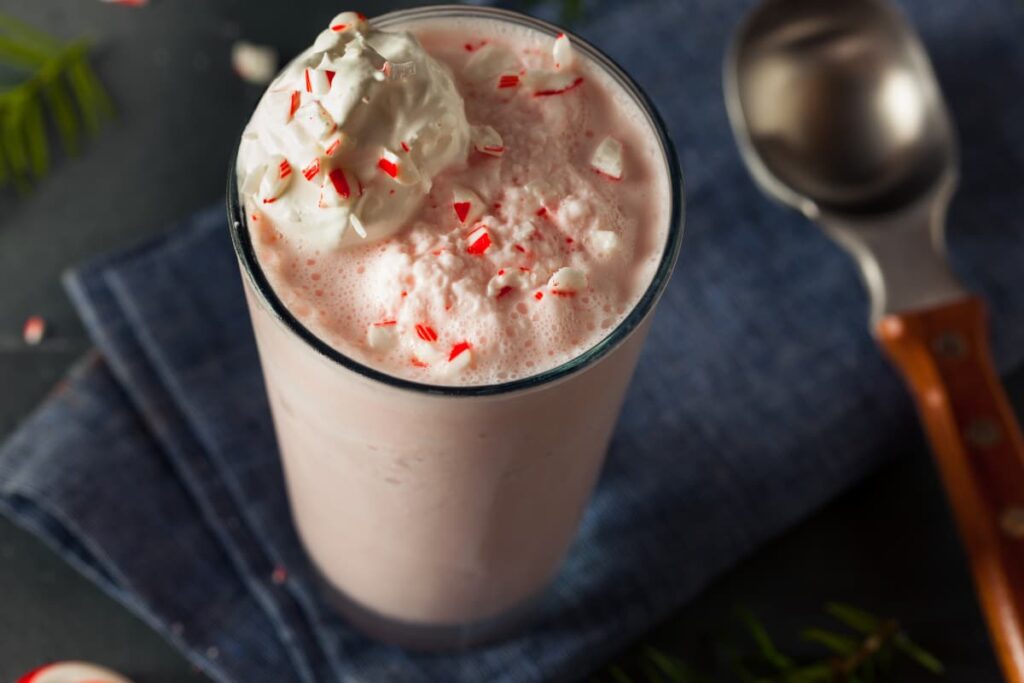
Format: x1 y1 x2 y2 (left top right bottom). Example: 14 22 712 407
726 0 955 216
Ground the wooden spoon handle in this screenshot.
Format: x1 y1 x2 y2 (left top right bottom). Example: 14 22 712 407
878 296 1024 682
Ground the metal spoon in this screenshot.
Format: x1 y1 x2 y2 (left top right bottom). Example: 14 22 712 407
725 0 1024 678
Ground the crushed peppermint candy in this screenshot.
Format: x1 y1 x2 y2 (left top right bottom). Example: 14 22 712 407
304 67 332 95
447 341 473 372
486 269 524 298
264 89 300 125
22 316 46 345
319 168 354 207
471 125 505 157
349 213 368 238
415 323 439 342
301 158 322 182
552 33 574 71
466 225 492 255
323 132 344 157
17 661 133 683
452 186 485 225
231 41 279 85
591 136 624 179
377 151 399 178
497 74 520 89
377 148 421 184
260 155 292 203
329 11 367 34
548 267 587 296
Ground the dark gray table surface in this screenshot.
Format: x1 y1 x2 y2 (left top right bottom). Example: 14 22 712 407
0 0 1005 681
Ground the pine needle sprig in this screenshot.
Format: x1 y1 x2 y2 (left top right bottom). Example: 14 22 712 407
0 13 113 192
593 603 944 683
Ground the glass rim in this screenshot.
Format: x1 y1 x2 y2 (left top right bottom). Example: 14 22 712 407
227 4 685 398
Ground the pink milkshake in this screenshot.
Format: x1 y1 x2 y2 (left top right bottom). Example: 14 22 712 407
231 6 682 648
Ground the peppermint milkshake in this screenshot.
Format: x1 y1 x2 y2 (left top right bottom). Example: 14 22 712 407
232 6 681 648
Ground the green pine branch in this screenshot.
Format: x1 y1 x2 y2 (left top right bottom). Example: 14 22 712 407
0 13 113 193
594 603 944 683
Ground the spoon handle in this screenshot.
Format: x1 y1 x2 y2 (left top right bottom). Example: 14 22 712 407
878 295 1024 682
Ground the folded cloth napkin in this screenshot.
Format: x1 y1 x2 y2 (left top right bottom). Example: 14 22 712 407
3 0 1024 680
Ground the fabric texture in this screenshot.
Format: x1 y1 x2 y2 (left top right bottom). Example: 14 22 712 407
2 0 1024 680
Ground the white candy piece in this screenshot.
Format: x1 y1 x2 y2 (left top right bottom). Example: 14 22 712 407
590 230 621 256
452 186 485 225
321 68 364 125
329 11 368 34
241 162 265 196
464 43 521 82
349 212 368 238
528 70 583 96
548 267 587 295
590 136 624 180
263 89 299 126
259 155 292 203
487 269 524 298
366 322 398 351
303 66 332 95
20 661 133 683
552 33 574 71
293 101 336 140
446 342 474 373
232 41 279 85
471 125 505 157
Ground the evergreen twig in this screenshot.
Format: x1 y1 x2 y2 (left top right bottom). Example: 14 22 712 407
594 603 944 683
0 13 112 192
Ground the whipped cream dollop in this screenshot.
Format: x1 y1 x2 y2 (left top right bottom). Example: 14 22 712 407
237 12 471 249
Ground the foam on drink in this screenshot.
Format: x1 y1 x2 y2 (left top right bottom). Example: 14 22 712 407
237 13 671 386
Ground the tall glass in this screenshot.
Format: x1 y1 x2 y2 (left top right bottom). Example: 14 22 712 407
228 5 683 650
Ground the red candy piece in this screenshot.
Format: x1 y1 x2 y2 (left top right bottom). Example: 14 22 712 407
449 341 472 361
466 226 491 255
328 168 351 199
302 158 321 182
377 156 399 179
23 316 46 345
415 324 438 342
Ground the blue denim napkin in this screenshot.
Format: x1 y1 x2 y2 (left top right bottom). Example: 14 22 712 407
2 0 1024 680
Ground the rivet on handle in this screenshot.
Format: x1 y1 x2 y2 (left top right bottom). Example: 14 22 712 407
1001 507 1024 539
966 417 1002 449
931 331 968 359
